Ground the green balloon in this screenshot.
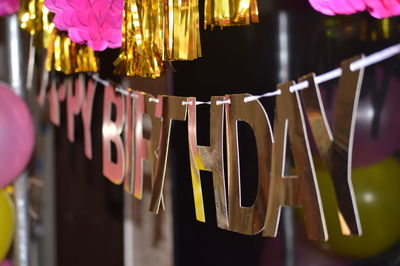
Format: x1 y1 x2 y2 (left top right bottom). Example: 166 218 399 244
316 157 400 258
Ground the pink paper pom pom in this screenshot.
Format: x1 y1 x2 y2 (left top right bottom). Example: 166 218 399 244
0 0 20 17
44 0 123 51
308 0 400 18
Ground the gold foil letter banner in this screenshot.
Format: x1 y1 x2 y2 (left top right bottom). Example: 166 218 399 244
187 96 229 229
263 81 328 241
224 94 273 235
298 56 365 236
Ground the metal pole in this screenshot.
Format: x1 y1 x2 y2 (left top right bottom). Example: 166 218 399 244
5 14 30 266
277 11 296 266
123 78 135 266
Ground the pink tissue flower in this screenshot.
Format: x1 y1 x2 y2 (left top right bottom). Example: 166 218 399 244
44 0 123 51
308 0 400 18
0 0 20 17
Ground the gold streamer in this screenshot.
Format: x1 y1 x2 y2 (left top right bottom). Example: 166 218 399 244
204 0 259 28
19 0 99 74
114 0 201 78
19 0 45 35
46 28 99 74
114 0 164 78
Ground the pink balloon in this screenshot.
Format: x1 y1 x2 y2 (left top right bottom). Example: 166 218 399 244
0 260 13 266
0 82 35 188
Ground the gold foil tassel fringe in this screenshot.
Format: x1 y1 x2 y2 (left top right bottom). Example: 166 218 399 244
204 0 259 28
114 0 202 78
46 28 99 74
19 0 100 74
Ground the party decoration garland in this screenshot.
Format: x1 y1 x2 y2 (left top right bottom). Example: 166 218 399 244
113 0 202 78
44 0 123 51
39 57 364 239
0 0 20 17
309 0 400 18
18 0 259 77
31 43 400 241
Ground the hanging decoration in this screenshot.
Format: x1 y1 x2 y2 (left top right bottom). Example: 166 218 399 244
0 0 20 16
309 0 400 18
113 0 165 78
8 0 400 243
204 0 259 28
113 0 202 78
19 0 47 36
19 0 100 74
45 28 99 73
18 0 259 77
298 56 365 237
44 0 123 51
19 21 400 240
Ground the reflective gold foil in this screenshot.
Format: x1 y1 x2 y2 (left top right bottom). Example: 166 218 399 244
149 95 188 213
20 0 99 74
19 0 45 35
45 28 99 74
204 0 258 28
114 0 201 78
298 56 364 236
187 96 229 229
263 81 328 241
19 0 54 49
225 94 273 235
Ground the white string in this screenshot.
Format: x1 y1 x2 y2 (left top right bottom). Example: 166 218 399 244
182 100 211 105
115 87 138 98
115 87 130 96
195 101 211 105
149 97 159 103
92 43 400 105
216 99 231 105
92 74 139 98
244 89 282 102
289 43 400 93
91 74 110 87
182 101 193 105
350 43 400 71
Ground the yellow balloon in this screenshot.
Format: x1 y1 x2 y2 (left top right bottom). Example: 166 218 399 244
0 189 14 262
316 157 400 258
